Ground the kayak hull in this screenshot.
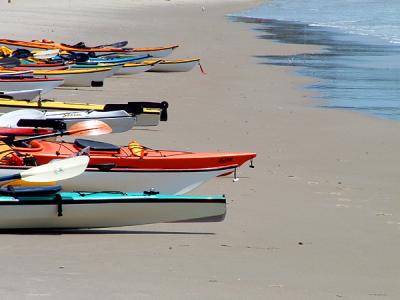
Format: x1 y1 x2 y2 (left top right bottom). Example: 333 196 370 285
20 62 69 70
70 63 123 76
43 110 137 131
0 109 139 133
0 78 63 93
0 192 226 229
115 63 156 75
0 165 237 195
148 59 200 72
0 89 42 100
0 99 167 125
33 68 114 87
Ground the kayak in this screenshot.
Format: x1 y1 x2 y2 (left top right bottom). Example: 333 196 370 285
0 162 240 195
32 49 60 60
19 62 70 70
115 61 161 75
70 63 123 75
0 127 52 137
88 55 150 64
14 139 255 170
0 186 226 229
0 70 33 77
0 77 64 93
0 39 179 57
3 139 256 194
0 109 148 133
0 109 136 133
146 58 201 72
0 68 114 87
0 99 169 125
0 89 42 100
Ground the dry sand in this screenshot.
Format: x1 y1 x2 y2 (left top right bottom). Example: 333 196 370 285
0 0 400 299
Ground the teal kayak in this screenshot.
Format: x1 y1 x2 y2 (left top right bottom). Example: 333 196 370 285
0 186 226 229
70 63 123 75
87 55 149 64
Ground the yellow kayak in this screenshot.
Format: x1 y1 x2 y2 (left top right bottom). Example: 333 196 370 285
0 98 168 125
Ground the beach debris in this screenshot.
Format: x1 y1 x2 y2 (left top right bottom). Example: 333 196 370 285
220 244 232 247
376 212 392 217
368 292 387 297
298 241 312 246
208 279 217 283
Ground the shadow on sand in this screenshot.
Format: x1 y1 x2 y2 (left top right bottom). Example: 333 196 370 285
0 229 215 235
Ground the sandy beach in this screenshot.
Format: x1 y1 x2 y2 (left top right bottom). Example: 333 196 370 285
0 0 400 299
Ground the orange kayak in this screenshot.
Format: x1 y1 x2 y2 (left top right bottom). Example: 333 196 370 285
0 139 256 194
0 39 179 58
12 139 256 170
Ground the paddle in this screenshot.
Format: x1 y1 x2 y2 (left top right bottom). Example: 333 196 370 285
0 155 89 183
14 120 112 143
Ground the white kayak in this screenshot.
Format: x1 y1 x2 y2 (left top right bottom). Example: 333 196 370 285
0 89 42 100
146 58 201 72
0 100 168 126
70 63 123 76
32 68 114 87
0 188 226 229
0 71 34 77
0 78 64 94
32 49 60 60
115 61 161 75
0 109 136 133
0 164 237 195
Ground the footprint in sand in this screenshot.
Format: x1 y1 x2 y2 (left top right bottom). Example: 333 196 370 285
307 181 319 185
337 198 352 202
336 204 350 208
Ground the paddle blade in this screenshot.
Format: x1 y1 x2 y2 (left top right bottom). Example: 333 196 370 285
20 156 89 182
68 120 112 136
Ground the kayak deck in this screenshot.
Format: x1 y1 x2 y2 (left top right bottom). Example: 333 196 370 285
13 139 256 170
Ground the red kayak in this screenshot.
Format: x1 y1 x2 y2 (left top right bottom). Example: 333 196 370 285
0 128 52 137
0 138 256 194
12 139 256 170
0 39 179 58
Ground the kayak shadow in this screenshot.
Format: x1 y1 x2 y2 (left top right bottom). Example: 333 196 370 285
54 87 103 92
0 229 215 235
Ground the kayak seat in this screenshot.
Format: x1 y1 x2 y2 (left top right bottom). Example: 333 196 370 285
0 185 62 196
74 139 120 152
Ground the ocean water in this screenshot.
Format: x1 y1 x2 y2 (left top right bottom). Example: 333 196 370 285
231 1 400 120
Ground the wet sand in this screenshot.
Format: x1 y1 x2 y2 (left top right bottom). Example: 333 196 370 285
0 0 400 299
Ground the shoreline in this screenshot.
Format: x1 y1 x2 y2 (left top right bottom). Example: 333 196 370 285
0 1 399 299
233 14 400 122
